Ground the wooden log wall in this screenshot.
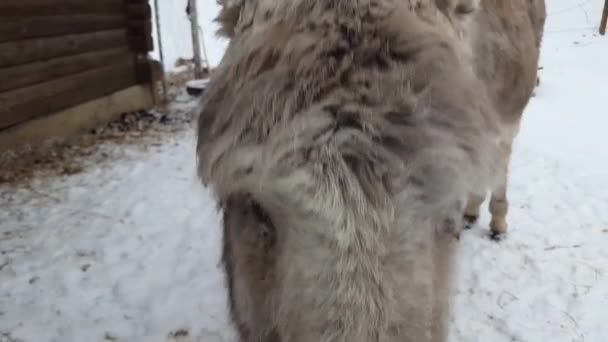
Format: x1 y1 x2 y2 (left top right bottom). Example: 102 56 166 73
0 0 155 130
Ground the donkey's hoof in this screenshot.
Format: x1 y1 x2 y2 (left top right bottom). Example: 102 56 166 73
463 214 478 229
489 230 506 242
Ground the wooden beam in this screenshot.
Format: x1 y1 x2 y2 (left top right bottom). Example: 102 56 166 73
601 0 608 35
0 15 127 44
0 48 133 92
0 60 138 129
0 29 128 68
0 0 124 17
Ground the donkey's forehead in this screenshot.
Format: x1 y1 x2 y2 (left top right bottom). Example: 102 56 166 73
216 0 397 35
215 0 474 29
213 0 477 52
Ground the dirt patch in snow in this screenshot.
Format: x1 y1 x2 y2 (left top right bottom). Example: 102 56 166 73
0 89 201 187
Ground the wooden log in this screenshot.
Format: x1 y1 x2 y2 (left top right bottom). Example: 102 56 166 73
0 29 128 68
0 48 133 92
0 15 126 44
601 0 608 35
127 20 153 37
128 34 154 52
125 1 154 52
0 0 124 17
0 60 138 129
134 62 151 84
126 4 152 20
0 85 154 150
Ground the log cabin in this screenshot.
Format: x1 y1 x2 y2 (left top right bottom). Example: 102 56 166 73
0 0 159 150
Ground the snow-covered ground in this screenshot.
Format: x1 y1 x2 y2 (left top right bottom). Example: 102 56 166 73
1 1 608 341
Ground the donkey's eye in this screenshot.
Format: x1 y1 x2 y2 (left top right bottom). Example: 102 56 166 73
455 4 476 15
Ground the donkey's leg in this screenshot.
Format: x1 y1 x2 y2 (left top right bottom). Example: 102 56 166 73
222 195 280 342
431 232 459 342
489 142 513 240
489 185 509 239
463 193 485 228
431 214 461 342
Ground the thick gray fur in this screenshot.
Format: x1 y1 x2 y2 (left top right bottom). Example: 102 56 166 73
196 0 545 341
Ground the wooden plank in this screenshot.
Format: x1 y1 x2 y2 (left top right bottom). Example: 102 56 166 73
0 60 138 129
0 48 133 92
0 0 124 17
0 29 128 68
0 15 126 43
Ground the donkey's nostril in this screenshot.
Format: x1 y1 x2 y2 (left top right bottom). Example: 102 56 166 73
251 200 275 230
454 0 478 15
456 5 475 15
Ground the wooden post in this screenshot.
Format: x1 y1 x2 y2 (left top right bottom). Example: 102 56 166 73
199 24 210 71
152 0 168 102
601 0 608 35
187 0 204 78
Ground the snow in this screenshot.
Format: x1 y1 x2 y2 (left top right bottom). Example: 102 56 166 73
1 130 237 342
1 1 608 341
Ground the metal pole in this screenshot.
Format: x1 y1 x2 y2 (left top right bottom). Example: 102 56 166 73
188 0 204 78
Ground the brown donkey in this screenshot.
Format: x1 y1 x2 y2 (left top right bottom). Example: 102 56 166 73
196 0 543 341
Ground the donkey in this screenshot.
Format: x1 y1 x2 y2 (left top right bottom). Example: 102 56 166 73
196 0 541 341
459 0 546 238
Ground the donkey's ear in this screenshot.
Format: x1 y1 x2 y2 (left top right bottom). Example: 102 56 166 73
215 0 243 38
